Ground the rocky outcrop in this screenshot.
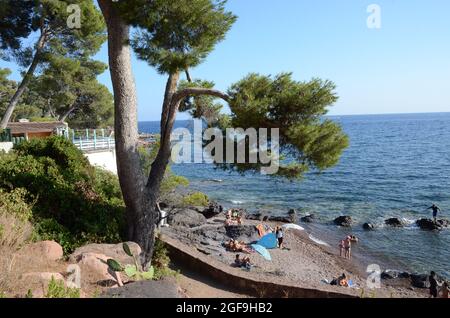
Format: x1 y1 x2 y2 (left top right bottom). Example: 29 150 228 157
19 241 63 261
384 218 405 227
334 216 352 227
363 223 375 230
201 202 223 219
69 242 141 265
381 270 410 280
224 225 260 242
410 273 430 289
416 218 449 231
300 214 315 223
167 208 207 228
246 213 265 221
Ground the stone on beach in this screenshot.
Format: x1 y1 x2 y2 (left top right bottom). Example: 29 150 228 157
201 202 223 219
225 225 260 242
300 214 315 223
167 208 207 228
334 216 352 227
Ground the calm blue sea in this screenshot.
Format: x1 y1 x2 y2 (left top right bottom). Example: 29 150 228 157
139 113 450 278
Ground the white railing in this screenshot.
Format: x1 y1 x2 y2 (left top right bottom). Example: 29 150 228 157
70 129 115 151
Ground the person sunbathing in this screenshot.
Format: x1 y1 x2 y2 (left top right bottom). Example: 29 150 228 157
234 254 242 267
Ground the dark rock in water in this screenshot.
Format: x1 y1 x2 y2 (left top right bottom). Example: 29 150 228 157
416 218 449 231
225 225 260 242
410 273 430 289
287 209 298 223
399 272 411 279
167 208 206 228
101 278 180 298
300 214 315 223
334 216 352 227
262 215 269 221
363 223 375 230
202 202 223 219
385 218 404 227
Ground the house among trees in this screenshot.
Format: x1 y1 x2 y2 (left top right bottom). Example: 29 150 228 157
6 120 68 143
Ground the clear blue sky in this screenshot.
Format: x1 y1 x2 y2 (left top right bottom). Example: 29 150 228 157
2 0 450 120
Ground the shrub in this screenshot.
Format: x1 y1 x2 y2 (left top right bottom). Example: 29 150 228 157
45 277 80 298
0 137 125 254
182 192 209 207
0 188 34 249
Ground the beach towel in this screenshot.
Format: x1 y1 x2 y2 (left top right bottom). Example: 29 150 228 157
256 224 266 237
257 233 278 249
251 244 272 261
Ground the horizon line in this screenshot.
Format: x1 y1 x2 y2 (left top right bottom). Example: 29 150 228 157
138 111 450 122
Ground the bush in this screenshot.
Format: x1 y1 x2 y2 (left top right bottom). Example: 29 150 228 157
0 136 125 254
0 189 34 249
45 277 80 298
182 192 209 207
152 237 178 280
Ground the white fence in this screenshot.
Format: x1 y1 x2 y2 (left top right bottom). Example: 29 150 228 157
70 129 115 151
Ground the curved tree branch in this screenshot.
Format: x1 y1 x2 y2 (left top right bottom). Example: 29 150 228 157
171 87 229 109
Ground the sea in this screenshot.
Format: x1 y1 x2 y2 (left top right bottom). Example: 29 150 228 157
138 112 450 278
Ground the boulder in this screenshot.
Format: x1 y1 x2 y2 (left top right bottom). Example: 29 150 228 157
74 252 122 286
246 213 265 221
363 223 375 230
225 225 260 242
410 273 430 289
201 202 223 219
20 241 63 261
101 278 180 298
416 218 449 231
69 242 141 265
267 216 291 223
167 208 207 228
385 218 404 227
300 214 315 223
287 209 298 224
334 216 353 227
22 272 65 283
381 270 411 280
193 227 227 242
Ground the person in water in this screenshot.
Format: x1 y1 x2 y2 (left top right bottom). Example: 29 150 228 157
428 204 441 222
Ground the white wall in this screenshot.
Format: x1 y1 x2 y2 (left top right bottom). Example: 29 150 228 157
85 150 117 175
0 142 13 153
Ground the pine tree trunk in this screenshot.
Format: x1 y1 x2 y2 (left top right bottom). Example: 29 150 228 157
0 32 47 129
98 0 158 268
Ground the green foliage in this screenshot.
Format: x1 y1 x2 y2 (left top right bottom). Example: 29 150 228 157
0 188 34 248
219 73 349 178
138 144 189 197
29 117 57 122
119 0 236 74
182 192 209 207
45 277 80 299
106 243 154 281
178 79 224 123
25 289 33 298
0 136 125 254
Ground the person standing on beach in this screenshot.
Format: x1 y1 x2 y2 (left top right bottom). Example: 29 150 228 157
339 239 345 257
344 236 352 259
428 204 441 222
441 282 449 298
276 226 284 249
429 271 440 298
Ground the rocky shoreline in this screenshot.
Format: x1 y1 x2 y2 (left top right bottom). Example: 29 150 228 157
160 202 448 297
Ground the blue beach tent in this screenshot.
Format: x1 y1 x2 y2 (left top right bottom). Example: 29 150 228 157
257 233 278 249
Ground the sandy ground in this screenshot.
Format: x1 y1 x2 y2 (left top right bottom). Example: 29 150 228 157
162 216 428 298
